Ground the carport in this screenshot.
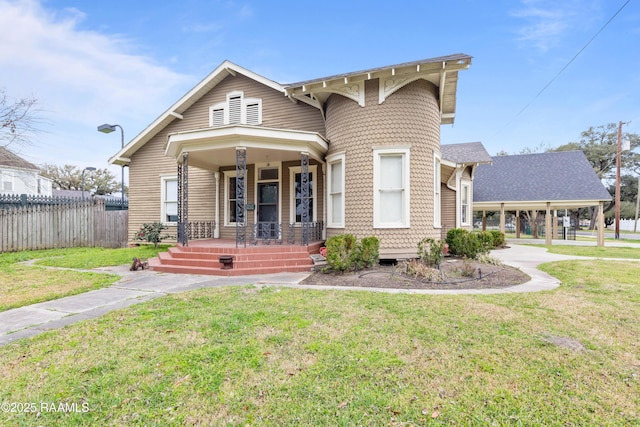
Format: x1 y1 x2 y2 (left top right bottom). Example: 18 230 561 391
472 151 612 246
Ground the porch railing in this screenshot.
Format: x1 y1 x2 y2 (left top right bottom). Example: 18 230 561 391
186 221 216 240
248 221 324 246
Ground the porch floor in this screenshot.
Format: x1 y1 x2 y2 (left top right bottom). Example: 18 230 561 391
148 239 324 276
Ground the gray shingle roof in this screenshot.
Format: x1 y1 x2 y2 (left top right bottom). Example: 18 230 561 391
441 142 492 164
473 151 611 203
0 146 38 170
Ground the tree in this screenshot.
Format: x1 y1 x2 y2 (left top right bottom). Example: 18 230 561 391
551 123 640 229
0 88 41 149
551 123 640 179
40 164 122 196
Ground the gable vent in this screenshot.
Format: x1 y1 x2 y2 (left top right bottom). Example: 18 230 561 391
211 108 224 127
246 102 259 125
229 96 241 124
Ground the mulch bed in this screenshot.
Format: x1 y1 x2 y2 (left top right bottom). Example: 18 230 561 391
299 257 530 290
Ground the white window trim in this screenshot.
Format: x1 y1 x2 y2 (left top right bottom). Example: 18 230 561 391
326 153 345 228
434 152 442 228
160 175 178 226
224 170 246 226
373 147 410 229
461 180 471 226
209 91 263 127
289 165 318 224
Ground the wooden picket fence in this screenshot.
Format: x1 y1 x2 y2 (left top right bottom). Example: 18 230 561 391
0 199 128 252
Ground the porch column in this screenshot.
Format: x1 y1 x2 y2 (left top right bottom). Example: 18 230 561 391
322 163 327 240
516 210 520 239
482 210 486 231
499 203 505 233
545 202 552 245
235 147 247 248
177 152 189 246
552 209 559 240
214 172 220 238
597 201 605 247
301 152 310 246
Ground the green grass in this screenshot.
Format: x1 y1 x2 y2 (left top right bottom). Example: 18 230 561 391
0 260 638 426
528 244 640 259
0 246 168 312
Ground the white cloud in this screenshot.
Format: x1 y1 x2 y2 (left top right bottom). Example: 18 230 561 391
0 0 192 174
511 0 599 51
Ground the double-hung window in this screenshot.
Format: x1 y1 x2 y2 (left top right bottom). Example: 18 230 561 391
461 182 470 226
209 91 262 127
161 176 178 225
224 171 245 225
373 148 410 228
326 153 345 228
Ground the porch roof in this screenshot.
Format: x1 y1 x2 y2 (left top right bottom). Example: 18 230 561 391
165 124 329 170
473 151 612 211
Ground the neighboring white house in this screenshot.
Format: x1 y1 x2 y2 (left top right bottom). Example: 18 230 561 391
0 146 52 196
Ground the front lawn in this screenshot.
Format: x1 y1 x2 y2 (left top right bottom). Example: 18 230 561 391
0 246 167 312
0 259 637 425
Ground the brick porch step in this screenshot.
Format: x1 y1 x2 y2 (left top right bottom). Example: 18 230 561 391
147 241 322 276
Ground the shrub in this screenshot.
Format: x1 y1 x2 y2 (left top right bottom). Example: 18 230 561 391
446 228 468 257
417 238 446 267
476 231 495 253
325 234 355 272
489 230 505 248
360 236 380 268
325 234 379 272
400 259 443 281
446 228 482 259
135 222 172 248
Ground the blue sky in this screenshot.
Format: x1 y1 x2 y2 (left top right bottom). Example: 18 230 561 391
1 0 638 186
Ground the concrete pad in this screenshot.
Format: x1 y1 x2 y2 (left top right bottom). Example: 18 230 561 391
0 306 67 335
30 288 156 314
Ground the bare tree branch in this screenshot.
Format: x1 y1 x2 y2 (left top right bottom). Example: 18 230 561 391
0 88 43 149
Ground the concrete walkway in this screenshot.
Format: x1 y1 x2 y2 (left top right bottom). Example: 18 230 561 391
1 241 637 346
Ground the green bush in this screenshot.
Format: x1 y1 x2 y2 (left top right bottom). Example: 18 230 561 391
446 228 482 259
446 228 468 257
489 230 505 248
325 234 379 272
476 231 495 253
417 237 446 267
360 236 380 268
325 234 356 272
135 222 172 248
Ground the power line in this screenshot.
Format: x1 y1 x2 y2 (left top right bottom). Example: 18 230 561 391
496 0 632 136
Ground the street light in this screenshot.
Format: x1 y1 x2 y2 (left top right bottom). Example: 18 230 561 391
82 167 96 199
97 123 125 209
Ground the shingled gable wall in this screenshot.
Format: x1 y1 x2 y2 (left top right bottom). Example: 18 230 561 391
127 72 326 241
324 78 441 255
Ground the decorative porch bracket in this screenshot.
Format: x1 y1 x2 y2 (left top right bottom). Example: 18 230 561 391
301 152 310 246
236 147 247 248
177 153 189 246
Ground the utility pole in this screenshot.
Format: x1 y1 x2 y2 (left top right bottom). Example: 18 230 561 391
635 174 640 233
615 121 622 239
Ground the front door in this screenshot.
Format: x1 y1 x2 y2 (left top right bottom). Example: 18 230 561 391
257 182 278 238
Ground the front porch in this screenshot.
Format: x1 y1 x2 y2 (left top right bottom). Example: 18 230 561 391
148 238 324 276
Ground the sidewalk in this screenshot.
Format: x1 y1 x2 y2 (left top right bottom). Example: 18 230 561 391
1 241 636 346
0 268 309 346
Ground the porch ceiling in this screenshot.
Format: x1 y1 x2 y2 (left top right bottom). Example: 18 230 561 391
166 125 329 170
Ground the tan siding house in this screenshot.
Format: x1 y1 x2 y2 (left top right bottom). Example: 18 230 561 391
110 55 490 261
